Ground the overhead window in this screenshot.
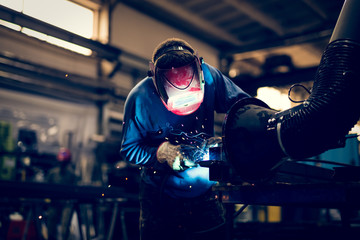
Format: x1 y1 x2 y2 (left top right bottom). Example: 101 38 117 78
0 0 94 55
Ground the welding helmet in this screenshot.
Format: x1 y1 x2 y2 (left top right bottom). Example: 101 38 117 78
150 47 205 115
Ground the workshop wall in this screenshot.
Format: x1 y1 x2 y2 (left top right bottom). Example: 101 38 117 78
110 3 219 68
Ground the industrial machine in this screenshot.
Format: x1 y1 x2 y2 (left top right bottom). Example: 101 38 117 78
198 2 360 239
208 0 360 184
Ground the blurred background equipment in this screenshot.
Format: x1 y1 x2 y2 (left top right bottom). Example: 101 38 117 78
56 147 71 163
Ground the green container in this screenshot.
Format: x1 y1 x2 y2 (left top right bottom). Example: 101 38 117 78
0 121 16 180
0 154 16 180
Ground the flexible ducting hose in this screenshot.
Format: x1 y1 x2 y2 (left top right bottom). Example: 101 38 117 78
223 0 360 182
276 39 360 158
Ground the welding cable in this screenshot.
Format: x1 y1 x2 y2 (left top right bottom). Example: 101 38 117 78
287 83 311 103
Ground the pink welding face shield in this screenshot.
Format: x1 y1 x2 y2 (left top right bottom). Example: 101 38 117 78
153 58 205 115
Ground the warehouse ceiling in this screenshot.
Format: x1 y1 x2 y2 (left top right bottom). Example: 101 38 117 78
0 0 347 99
120 0 345 94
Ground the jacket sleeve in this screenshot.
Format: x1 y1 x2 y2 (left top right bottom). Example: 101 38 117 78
204 63 250 113
120 117 158 166
119 84 160 167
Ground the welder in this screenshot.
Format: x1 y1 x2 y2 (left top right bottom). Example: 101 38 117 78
120 38 250 240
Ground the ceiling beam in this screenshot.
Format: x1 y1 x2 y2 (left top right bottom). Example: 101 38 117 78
224 28 332 57
302 0 330 20
224 0 285 36
145 0 243 46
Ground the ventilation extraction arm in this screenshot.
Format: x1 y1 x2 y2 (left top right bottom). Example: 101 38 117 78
222 0 360 182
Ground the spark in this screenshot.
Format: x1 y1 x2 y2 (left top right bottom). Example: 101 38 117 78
166 125 214 163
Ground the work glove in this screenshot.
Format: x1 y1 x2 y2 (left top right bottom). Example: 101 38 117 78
203 136 222 148
156 141 197 171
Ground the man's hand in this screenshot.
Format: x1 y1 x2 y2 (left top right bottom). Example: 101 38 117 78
156 141 197 171
204 136 222 148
